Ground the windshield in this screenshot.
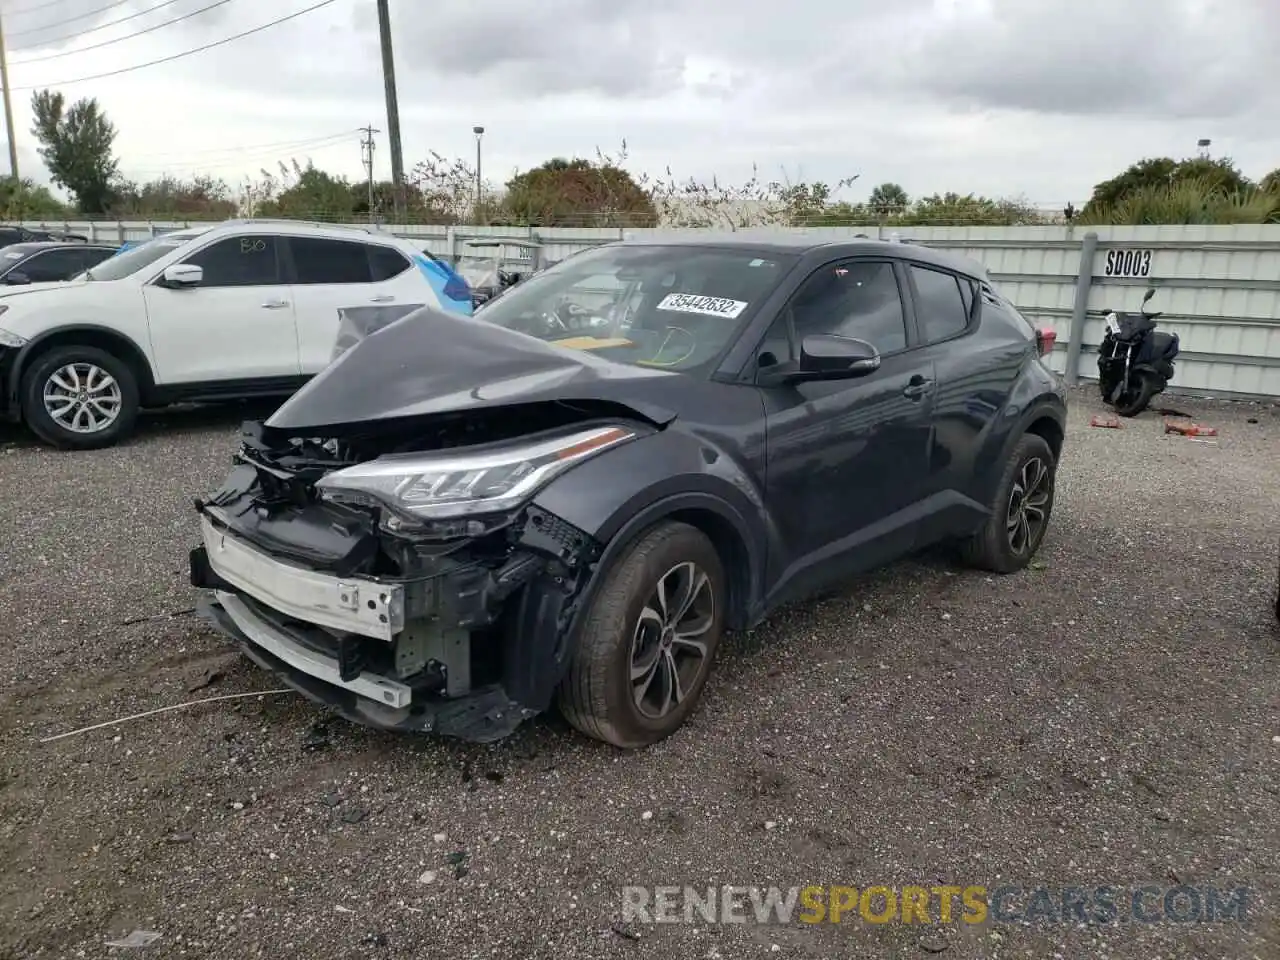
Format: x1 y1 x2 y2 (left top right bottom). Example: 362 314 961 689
83 231 204 281
477 244 797 373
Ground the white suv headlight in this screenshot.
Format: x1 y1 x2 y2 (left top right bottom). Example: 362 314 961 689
315 425 638 520
0 323 27 349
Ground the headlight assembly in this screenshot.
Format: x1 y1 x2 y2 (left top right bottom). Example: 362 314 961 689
315 424 638 521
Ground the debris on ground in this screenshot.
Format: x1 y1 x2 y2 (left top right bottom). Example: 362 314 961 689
1089 414 1122 429
186 666 225 693
1164 417 1219 438
302 722 331 752
37 689 294 743
104 929 162 948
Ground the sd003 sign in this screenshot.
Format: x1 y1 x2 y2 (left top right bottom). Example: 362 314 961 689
1103 248 1154 278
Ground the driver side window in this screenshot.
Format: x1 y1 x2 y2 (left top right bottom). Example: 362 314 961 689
180 235 281 287
787 259 908 355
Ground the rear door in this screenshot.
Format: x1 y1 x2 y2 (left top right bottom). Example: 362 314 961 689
142 233 301 384
285 236 421 373
900 261 1019 543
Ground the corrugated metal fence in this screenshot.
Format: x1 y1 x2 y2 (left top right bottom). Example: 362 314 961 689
23 219 1280 400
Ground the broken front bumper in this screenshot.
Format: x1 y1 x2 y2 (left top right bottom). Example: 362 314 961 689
190 494 599 743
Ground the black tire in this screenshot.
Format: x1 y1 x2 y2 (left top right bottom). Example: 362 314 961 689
20 345 141 450
557 521 727 749
1112 372 1158 417
959 433 1056 574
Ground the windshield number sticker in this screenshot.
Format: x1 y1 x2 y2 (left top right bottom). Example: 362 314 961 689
656 293 748 319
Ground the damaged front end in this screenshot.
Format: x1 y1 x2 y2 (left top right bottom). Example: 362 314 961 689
190 410 645 742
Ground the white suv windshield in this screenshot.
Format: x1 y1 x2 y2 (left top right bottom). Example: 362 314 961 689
83 232 205 281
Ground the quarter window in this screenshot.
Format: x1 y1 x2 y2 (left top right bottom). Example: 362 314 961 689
910 265 970 343
368 243 411 281
181 235 281 287
290 237 374 284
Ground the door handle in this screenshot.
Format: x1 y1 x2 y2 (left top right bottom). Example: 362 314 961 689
369 294 395 303
261 299 290 309
903 377 934 400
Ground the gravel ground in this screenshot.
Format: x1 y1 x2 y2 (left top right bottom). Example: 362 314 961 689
1 387 1278 960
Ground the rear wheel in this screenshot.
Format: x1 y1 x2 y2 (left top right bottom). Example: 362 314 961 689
959 433 1056 573
20 345 140 450
557 521 726 748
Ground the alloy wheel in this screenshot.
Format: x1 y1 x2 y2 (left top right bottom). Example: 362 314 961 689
1006 456 1051 556
42 362 123 434
629 560 716 720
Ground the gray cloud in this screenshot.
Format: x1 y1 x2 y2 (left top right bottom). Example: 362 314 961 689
884 0 1280 120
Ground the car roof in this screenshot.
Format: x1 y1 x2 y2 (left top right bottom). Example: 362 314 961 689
2 241 117 254
612 232 989 280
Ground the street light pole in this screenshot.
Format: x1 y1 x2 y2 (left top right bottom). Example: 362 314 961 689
473 125 484 223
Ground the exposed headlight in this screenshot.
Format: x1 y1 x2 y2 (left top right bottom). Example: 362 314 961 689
315 424 638 520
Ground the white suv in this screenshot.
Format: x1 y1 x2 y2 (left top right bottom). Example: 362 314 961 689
0 219 473 449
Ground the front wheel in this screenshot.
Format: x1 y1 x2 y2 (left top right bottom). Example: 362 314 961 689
557 521 727 748
20 345 141 450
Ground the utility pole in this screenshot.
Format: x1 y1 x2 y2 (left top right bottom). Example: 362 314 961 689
360 124 380 222
375 0 406 222
0 8 19 181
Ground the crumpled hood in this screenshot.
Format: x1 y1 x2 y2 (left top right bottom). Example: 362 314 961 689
265 305 681 434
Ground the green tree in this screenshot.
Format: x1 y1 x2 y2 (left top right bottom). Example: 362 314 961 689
868 182 909 216
898 192 1044 226
502 157 658 227
1084 156 1252 217
111 174 237 219
0 176 68 217
29 89 119 214
1260 168 1280 194
250 161 355 221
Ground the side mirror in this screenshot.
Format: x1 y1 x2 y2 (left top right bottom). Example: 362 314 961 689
760 334 881 386
5 270 31 285
1142 288 1156 305
799 334 881 378
161 263 202 288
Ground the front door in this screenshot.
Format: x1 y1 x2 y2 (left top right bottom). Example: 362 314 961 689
142 234 300 384
757 257 937 602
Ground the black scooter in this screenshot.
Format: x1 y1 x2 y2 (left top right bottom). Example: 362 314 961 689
1097 288 1180 417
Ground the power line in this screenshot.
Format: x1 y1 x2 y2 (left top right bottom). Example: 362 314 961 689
6 0 134 38
8 0 189 47
13 0 235 65
126 132 357 174
136 128 361 161
10 0 340 91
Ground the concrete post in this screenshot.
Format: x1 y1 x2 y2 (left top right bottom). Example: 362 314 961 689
1064 231 1098 386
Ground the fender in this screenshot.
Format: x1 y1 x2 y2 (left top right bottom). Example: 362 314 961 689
6 323 157 409
531 429 772 628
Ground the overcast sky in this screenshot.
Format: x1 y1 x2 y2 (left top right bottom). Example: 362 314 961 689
4 0 1278 209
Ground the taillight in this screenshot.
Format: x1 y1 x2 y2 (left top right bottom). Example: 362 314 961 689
1035 327 1057 357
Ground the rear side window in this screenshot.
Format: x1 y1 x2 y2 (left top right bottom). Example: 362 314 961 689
290 237 374 284
909 265 970 343
368 243 411 281
18 248 87 282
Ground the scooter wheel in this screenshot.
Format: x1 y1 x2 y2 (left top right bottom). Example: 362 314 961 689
1113 373 1158 417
